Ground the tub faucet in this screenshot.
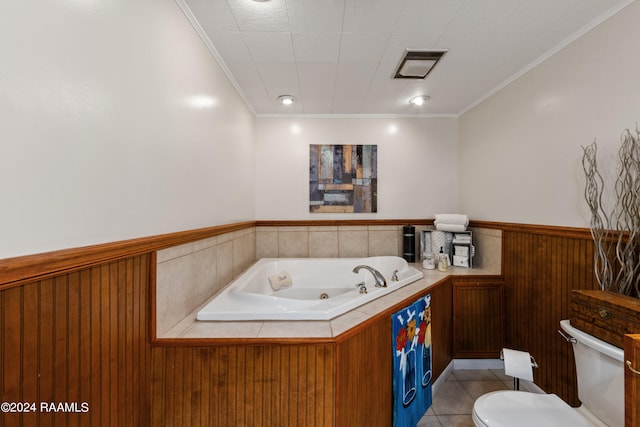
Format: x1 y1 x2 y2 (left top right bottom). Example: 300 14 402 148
352 265 387 288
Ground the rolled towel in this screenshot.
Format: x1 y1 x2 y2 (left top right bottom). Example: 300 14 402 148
268 271 293 290
434 214 469 227
431 231 446 253
435 223 467 232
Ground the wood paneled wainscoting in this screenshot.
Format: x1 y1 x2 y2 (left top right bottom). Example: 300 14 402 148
0 255 152 427
498 223 600 406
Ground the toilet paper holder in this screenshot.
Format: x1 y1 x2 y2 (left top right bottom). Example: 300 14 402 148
500 349 539 390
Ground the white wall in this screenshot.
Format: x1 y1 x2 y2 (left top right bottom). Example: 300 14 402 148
0 0 254 259
458 1 640 227
254 117 459 219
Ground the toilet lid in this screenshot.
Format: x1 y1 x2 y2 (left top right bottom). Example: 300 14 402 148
473 391 594 427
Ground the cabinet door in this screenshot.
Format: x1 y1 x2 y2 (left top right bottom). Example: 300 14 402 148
453 280 505 358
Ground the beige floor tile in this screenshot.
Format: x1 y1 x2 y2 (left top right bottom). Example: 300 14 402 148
460 380 510 400
435 415 476 427
417 415 443 427
489 368 510 381
452 369 500 381
431 381 475 415
421 369 523 426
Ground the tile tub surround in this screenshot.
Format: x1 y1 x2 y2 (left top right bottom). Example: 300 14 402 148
158 265 500 340
256 225 405 258
155 227 256 337
256 224 502 270
155 223 502 339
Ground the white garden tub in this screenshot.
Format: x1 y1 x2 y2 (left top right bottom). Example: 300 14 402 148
196 256 424 321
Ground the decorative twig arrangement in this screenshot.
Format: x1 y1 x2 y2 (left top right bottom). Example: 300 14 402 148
582 128 640 297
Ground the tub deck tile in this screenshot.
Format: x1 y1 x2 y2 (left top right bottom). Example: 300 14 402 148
330 309 372 336
181 320 263 339
257 320 332 338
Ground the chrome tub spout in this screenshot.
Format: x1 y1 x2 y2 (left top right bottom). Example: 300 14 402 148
352 265 387 288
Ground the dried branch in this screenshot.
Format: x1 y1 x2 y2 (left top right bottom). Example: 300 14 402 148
583 128 640 297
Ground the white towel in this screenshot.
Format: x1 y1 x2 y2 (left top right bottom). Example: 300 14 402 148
435 223 467 232
453 234 472 243
268 271 293 290
434 214 469 227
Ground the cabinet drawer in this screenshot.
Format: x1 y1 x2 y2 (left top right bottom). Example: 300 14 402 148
570 289 640 349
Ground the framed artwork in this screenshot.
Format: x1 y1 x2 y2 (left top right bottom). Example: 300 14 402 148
309 144 377 213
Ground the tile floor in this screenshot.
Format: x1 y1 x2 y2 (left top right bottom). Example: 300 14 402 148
417 369 521 427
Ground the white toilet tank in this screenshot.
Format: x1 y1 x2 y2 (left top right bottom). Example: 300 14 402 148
560 319 624 427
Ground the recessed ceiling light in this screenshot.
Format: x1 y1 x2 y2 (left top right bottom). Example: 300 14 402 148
278 95 295 105
409 95 430 106
394 50 447 79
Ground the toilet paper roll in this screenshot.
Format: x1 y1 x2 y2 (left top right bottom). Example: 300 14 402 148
502 348 533 382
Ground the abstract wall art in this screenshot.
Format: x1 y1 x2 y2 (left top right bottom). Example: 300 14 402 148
309 144 377 213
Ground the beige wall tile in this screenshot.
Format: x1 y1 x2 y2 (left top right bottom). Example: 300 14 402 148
233 230 256 276
156 235 217 263
256 229 278 258
156 246 217 336
338 229 369 257
368 228 401 257
278 230 309 257
309 230 339 257
469 227 502 272
216 240 234 287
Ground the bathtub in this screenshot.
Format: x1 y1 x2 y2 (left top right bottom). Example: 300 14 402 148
196 256 424 321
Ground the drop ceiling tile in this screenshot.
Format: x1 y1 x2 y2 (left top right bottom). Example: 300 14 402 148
296 62 338 84
184 0 239 32
292 32 341 62
242 32 294 63
224 59 272 109
338 32 392 62
226 0 290 32
297 63 337 112
343 0 407 32
332 61 379 112
334 62 378 90
361 79 423 113
394 0 465 34
545 0 623 33
299 83 336 114
205 31 252 61
286 0 346 33
445 0 524 34
257 62 299 85
497 0 579 33
370 60 402 83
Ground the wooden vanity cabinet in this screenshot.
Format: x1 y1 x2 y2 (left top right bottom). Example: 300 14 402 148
453 277 505 358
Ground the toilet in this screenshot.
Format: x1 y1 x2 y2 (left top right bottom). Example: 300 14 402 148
472 320 624 427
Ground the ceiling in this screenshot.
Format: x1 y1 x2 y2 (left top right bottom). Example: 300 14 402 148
179 0 631 116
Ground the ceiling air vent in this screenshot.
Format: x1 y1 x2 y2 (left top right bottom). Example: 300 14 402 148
394 49 448 79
